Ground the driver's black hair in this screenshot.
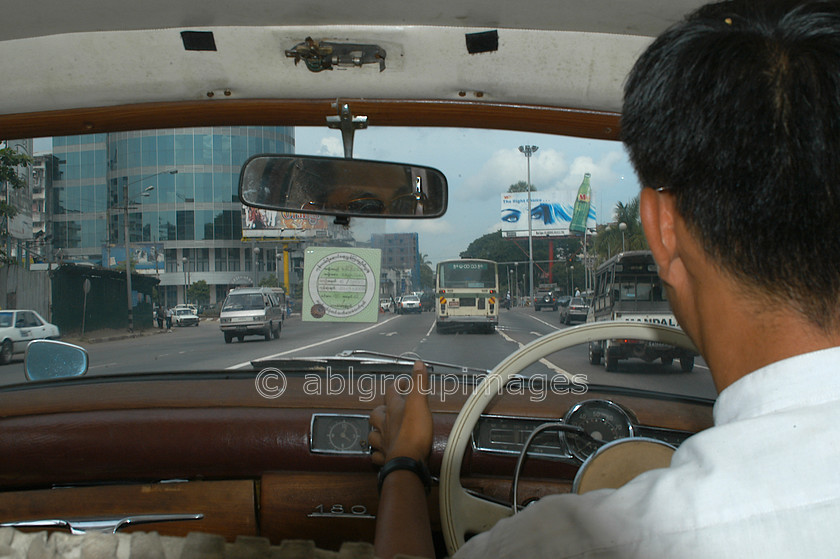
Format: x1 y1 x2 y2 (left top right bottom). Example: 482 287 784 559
622 0 840 329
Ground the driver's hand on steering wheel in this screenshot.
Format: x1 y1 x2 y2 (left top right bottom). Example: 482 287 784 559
369 360 433 465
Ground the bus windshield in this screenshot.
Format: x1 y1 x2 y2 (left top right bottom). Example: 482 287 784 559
438 261 496 289
617 277 667 302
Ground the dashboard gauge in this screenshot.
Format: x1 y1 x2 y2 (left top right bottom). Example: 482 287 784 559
310 414 371 455
327 419 361 451
563 400 634 462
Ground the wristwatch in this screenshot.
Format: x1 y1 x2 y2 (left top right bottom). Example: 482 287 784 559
377 456 432 494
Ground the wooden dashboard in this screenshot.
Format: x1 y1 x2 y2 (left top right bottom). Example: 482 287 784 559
0 373 713 548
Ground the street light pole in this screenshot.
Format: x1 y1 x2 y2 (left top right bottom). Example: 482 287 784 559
122 169 177 331
518 145 538 306
619 221 627 253
181 256 189 304
253 246 261 287
124 181 155 332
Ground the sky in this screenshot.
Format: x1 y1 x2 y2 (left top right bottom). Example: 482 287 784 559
32 127 643 267
294 127 642 265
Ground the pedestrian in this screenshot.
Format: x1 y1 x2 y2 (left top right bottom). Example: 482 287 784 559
574 287 580 297
164 307 172 332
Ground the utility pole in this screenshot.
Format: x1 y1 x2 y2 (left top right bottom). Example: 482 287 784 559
518 145 538 305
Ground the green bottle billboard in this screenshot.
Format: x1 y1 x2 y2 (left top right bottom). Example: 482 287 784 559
569 173 592 235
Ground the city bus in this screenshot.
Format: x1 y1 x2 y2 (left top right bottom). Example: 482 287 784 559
435 259 499 334
587 250 696 371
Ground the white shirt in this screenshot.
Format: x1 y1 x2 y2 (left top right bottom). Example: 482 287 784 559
455 347 840 558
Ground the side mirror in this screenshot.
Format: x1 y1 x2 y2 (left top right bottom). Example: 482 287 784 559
25 339 89 381
239 154 448 219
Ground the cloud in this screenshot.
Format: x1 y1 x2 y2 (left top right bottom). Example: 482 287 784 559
458 148 570 202
317 136 343 157
390 219 455 235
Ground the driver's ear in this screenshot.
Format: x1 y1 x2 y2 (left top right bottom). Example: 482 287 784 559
640 187 681 287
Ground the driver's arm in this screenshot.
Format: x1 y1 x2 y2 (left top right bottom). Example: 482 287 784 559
369 361 435 559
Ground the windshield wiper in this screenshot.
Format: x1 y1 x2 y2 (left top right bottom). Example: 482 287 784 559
336 350 490 375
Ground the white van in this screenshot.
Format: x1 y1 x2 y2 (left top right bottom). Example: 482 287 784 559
219 287 283 343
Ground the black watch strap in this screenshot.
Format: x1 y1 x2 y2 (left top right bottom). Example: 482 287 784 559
377 456 431 494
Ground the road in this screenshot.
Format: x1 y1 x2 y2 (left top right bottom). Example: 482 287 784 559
1 308 717 399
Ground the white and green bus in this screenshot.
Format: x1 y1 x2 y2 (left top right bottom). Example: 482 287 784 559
435 259 499 334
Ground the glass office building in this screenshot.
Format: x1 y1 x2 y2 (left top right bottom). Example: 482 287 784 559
50 126 294 306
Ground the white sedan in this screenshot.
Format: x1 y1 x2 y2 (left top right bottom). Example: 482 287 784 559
173 308 200 327
0 310 60 364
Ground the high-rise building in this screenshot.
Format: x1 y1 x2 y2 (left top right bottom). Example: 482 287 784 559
371 232 421 296
48 127 295 306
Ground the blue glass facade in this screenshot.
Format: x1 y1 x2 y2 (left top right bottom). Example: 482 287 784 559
50 127 294 304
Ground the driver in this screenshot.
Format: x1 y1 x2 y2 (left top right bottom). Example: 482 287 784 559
369 1 840 557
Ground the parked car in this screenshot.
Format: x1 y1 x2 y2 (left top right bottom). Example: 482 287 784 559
534 290 559 311
0 310 60 364
560 297 590 324
379 298 392 313
172 307 200 327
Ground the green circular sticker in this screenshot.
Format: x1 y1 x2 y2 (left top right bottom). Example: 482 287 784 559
308 252 377 318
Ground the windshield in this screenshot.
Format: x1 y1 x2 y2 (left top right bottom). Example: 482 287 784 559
438 261 496 289
223 294 265 311
1 126 716 400
0 313 11 328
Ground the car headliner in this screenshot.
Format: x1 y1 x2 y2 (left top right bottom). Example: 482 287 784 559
1 0 707 125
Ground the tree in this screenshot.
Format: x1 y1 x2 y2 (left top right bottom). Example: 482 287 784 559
0 144 32 264
259 274 279 288
592 195 648 261
507 180 536 193
419 254 434 290
187 280 210 306
460 231 582 295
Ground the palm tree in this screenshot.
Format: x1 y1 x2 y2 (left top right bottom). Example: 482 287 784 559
593 196 648 261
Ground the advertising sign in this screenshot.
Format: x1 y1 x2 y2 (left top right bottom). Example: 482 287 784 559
500 192 596 237
102 243 164 271
242 207 328 238
302 247 382 323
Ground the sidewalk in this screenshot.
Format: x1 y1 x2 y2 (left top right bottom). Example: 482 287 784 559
63 326 168 345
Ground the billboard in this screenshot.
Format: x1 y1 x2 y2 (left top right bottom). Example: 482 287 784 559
500 192 596 237
242 207 328 238
102 243 164 271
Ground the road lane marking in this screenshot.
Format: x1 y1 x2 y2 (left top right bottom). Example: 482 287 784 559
89 362 117 369
527 314 560 330
225 316 399 369
495 327 574 382
425 321 435 337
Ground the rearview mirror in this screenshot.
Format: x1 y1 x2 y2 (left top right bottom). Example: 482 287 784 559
239 154 447 218
25 339 89 381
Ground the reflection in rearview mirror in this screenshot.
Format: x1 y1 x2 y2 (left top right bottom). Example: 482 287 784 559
239 154 447 218
25 339 89 381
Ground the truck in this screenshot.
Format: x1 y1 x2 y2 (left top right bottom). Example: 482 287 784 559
587 251 696 372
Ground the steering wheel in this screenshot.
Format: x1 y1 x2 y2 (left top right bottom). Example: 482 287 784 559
438 321 697 555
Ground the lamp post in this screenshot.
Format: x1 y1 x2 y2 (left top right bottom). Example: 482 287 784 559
619 221 627 253
121 169 177 331
570 265 575 296
518 145 538 306
253 246 261 287
181 256 189 304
